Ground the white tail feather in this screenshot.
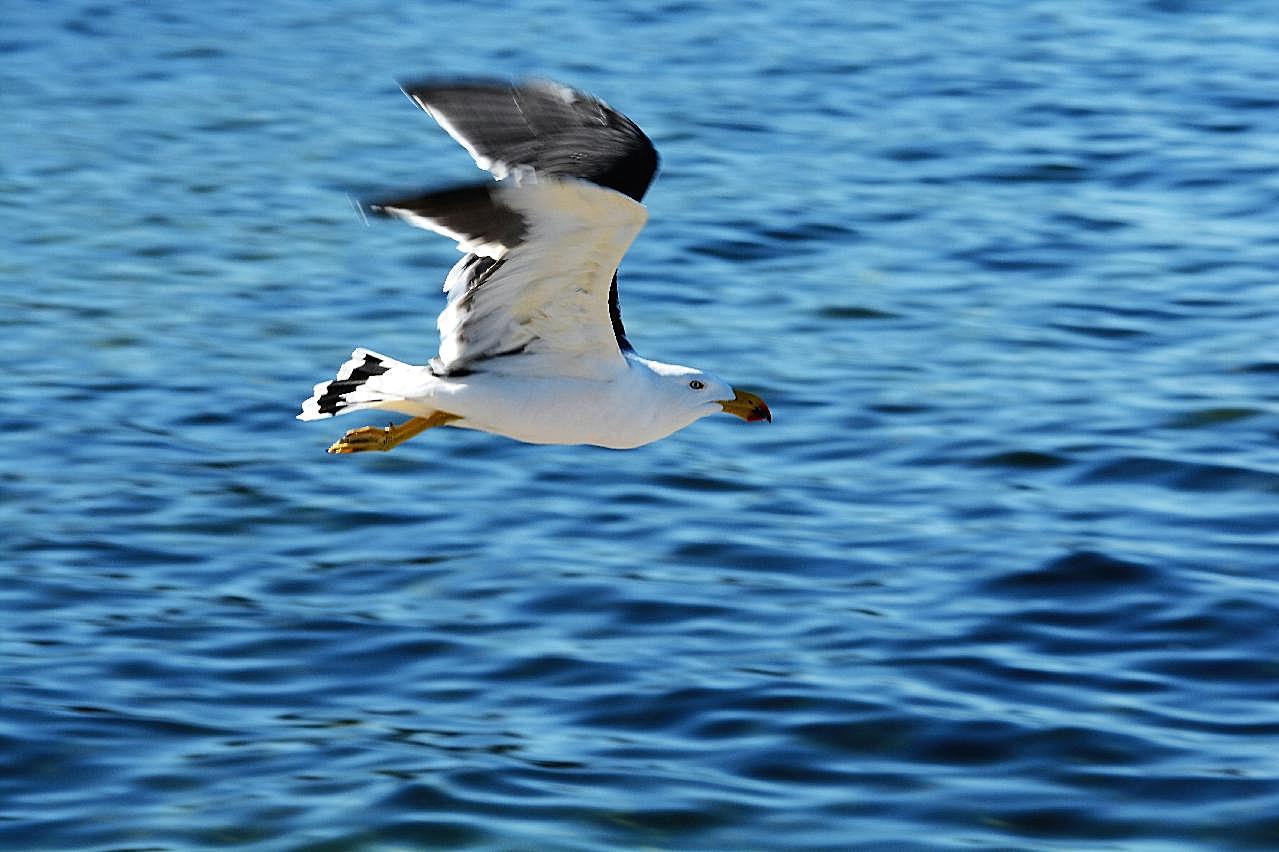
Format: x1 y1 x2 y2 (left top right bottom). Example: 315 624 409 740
297 348 408 420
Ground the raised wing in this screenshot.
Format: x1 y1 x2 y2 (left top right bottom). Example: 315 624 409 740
400 78 659 202
366 178 648 379
398 79 659 353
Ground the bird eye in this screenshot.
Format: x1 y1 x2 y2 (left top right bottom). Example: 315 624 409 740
689 380 705 390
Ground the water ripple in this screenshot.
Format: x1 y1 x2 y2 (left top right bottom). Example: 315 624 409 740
5 0 1279 848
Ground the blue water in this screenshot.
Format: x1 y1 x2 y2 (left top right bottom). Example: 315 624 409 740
4 0 1279 849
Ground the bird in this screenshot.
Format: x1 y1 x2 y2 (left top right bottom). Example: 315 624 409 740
298 78 771 453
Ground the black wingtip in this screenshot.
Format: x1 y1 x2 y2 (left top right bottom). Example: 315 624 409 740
356 182 530 251
388 75 661 202
358 182 501 219
397 75 515 103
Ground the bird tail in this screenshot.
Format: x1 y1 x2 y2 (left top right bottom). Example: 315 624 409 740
297 348 409 421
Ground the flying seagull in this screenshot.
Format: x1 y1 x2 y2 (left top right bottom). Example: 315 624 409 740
299 78 771 453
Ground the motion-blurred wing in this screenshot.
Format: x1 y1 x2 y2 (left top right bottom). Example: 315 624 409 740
399 79 659 354
366 178 647 380
401 78 659 202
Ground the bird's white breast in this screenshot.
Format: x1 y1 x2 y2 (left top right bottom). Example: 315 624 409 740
437 360 706 449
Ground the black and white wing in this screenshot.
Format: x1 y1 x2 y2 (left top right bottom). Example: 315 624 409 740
373 79 659 362
401 78 659 202
366 178 647 380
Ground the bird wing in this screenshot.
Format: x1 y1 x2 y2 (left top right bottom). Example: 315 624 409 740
366 178 647 380
400 78 659 201
398 78 660 353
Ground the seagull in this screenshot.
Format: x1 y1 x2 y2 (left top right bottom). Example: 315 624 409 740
298 78 771 453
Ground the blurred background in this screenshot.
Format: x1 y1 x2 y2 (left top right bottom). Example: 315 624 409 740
3 0 1278 849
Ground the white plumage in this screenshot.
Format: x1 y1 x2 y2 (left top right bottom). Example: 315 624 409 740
298 78 770 453
425 178 645 379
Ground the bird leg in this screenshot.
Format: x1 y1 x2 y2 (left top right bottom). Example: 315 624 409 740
327 411 459 454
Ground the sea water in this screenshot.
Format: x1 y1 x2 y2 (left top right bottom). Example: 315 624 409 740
3 1 1279 848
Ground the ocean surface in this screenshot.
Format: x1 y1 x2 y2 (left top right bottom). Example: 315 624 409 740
4 1 1279 849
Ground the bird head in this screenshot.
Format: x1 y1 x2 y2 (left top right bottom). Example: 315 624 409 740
650 363 771 426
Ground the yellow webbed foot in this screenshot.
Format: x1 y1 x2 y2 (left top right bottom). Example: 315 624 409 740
326 412 459 455
328 424 395 454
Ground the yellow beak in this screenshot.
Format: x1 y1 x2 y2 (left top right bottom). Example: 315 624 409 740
718 388 772 422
